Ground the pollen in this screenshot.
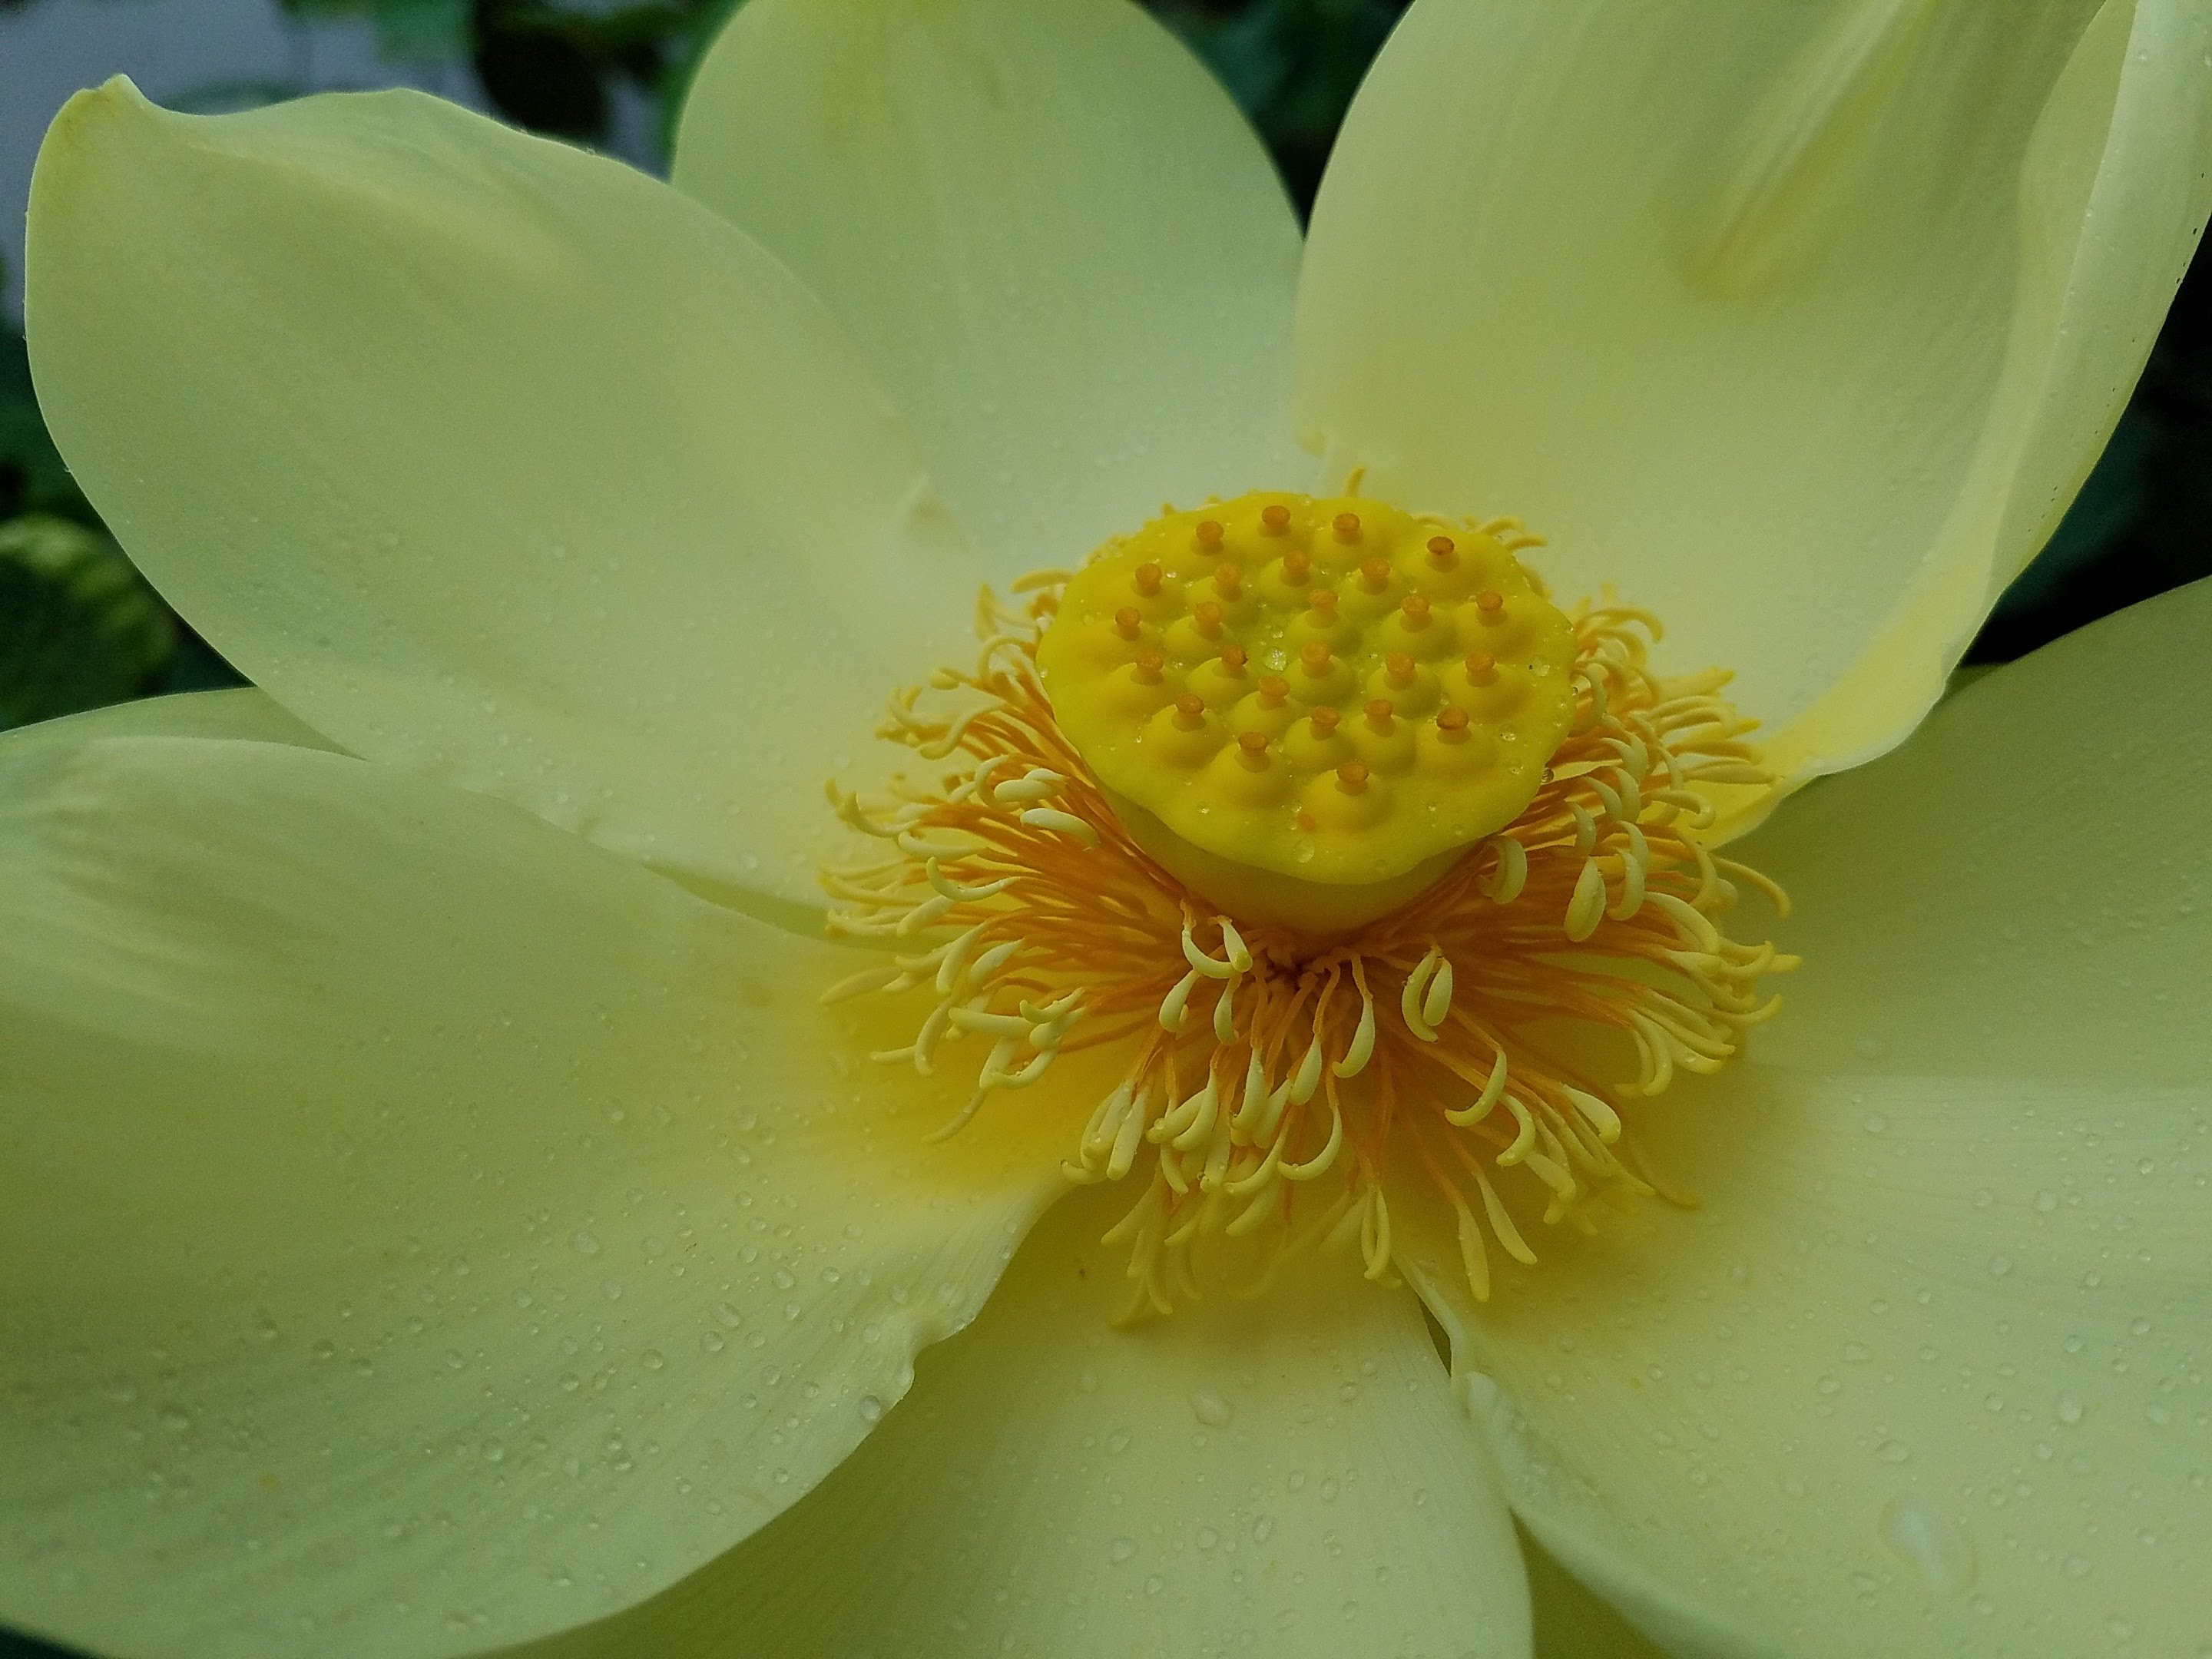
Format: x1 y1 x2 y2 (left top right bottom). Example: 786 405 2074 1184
1035 493 1578 930
824 491 1795 1321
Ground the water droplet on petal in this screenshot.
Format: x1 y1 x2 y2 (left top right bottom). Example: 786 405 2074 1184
1878 1495 1975 1596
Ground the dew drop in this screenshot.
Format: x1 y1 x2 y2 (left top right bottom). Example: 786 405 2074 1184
1191 1388 1233 1428
1109 1536 1137 1564
1878 1495 1976 1597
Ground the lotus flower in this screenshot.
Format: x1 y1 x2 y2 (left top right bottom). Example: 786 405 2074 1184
4 3 2208 1657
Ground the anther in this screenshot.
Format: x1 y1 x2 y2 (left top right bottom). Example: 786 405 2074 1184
1236 730 1269 764
1336 760 1370 793
1400 594 1432 628
1220 644 1249 672
1307 588 1339 618
1194 518 1225 551
1174 693 1205 724
1134 562 1163 597
1309 706 1341 737
1194 601 1224 637
1476 589 1506 619
1332 512 1362 544
1260 504 1291 535
1283 548 1312 580
1436 704 1469 733
1115 605 1144 640
1212 564 1243 598
1257 674 1288 708
1134 648 1164 682
1359 556 1390 591
1465 651 1496 684
1299 641 1333 677
1384 651 1416 687
1365 698 1395 733
1426 534 1457 566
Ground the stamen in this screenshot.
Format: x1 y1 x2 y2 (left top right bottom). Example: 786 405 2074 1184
826 493 1794 1314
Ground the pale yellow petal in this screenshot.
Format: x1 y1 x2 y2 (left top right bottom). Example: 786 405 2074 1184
1763 0 2212 800
506 1187 1532 1659
1523 1526 1671 1659
673 0 1310 579
1390 581 2212 1657
1402 1065 2211 1659
28 79 983 912
0 687 335 760
1748 575 2212 1086
0 733 1088 1658
1297 0 2210 806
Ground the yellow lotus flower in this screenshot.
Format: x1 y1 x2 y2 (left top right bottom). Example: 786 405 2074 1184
5 2 2209 1657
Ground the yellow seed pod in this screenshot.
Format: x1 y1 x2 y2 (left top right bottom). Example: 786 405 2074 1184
1038 492 1578 916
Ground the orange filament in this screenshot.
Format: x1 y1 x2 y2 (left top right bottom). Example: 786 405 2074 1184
826 568 1793 1320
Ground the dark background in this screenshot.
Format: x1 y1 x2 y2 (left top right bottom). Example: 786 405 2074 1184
0 0 2204 1654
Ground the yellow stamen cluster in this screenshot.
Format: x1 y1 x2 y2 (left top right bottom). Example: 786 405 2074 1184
825 527 1794 1320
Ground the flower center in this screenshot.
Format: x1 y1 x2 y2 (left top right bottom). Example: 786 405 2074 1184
826 491 1796 1320
1035 492 1578 932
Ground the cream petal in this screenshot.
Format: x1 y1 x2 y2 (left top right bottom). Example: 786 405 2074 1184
503 1187 1531 1659
1297 0 2210 803
0 687 336 760
671 0 1311 579
1522 1525 1672 1659
1747 575 2212 1086
1390 580 2212 1655
0 733 1092 1658
27 79 984 912
1402 1065 2211 1659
